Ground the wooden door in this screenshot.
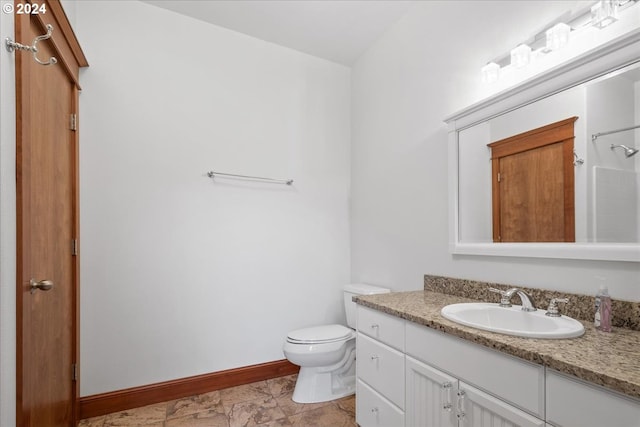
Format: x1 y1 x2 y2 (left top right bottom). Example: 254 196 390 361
15 2 87 426
488 117 577 243
499 143 566 242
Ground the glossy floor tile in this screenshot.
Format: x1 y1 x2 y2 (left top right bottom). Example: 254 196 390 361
79 374 356 427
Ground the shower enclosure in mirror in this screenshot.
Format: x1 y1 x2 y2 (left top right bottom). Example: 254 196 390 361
445 30 640 262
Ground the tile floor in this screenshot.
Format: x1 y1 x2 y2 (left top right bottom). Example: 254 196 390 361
78 374 356 427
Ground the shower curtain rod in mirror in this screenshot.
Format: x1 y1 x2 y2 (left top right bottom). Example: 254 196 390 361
207 171 294 186
591 123 640 141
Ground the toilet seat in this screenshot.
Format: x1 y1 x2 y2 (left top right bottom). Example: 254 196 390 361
286 324 353 344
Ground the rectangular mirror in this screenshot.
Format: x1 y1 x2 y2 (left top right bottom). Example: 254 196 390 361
446 31 640 262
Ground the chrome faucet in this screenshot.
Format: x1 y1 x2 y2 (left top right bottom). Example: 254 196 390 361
489 287 537 312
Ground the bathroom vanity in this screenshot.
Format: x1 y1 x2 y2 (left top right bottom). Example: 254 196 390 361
353 23 640 427
354 284 640 427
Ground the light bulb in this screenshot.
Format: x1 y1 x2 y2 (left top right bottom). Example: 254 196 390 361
481 62 500 83
546 23 571 51
510 44 531 68
591 0 619 29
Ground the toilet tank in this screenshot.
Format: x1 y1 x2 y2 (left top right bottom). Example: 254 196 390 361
343 283 390 329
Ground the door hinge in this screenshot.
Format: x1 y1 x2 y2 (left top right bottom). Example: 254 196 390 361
72 363 78 381
72 239 78 256
70 113 77 131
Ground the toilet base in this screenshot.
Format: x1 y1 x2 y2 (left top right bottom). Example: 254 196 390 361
292 363 356 403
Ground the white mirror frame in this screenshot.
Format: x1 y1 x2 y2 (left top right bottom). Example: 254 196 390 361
445 29 640 262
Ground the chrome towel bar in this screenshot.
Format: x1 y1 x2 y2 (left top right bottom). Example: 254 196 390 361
207 171 293 186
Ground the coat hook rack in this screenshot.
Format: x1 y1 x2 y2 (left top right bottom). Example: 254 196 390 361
5 24 58 66
573 150 584 166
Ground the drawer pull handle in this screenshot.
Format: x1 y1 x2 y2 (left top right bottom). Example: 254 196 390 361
371 407 378 413
370 324 379 329
456 390 466 420
441 381 453 412
370 355 379 360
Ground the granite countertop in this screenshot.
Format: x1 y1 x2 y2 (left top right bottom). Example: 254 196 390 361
355 290 640 400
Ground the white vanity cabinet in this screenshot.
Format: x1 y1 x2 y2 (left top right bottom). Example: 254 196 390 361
356 304 640 427
356 306 405 427
405 322 546 427
546 370 640 427
406 356 545 427
405 322 545 419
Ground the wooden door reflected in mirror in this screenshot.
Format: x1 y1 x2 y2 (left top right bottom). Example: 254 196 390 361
488 117 577 243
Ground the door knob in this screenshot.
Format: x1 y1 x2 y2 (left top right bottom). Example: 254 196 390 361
30 279 54 294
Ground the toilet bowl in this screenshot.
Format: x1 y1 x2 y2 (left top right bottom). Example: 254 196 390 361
283 283 390 403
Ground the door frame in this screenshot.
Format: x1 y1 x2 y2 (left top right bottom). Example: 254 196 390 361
14 1 87 424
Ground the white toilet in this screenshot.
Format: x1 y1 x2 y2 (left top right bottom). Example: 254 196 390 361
283 283 390 403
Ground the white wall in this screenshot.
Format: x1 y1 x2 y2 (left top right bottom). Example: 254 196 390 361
0 6 17 426
587 72 637 172
75 1 350 396
458 122 491 242
351 1 640 301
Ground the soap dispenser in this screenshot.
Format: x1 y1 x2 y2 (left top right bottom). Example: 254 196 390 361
594 285 612 332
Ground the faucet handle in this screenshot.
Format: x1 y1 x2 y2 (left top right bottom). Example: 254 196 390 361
546 298 569 317
488 288 512 307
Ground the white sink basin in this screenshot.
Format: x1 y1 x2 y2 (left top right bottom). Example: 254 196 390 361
441 303 585 339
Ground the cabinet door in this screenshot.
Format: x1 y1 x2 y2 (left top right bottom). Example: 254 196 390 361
460 382 545 427
546 370 640 427
406 322 544 417
406 356 457 427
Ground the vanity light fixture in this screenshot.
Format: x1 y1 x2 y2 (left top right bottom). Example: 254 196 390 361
545 23 571 51
480 0 639 84
510 44 531 68
591 0 619 28
481 62 500 84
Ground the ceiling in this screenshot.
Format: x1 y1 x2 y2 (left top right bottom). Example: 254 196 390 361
141 0 414 66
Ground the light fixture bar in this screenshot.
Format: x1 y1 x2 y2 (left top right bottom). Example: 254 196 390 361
484 0 639 69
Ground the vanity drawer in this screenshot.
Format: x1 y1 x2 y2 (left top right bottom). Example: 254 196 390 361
357 332 405 409
406 322 544 418
546 370 640 427
357 305 405 351
356 379 405 427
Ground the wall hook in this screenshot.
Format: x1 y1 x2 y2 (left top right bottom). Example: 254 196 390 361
5 24 58 66
573 150 584 166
